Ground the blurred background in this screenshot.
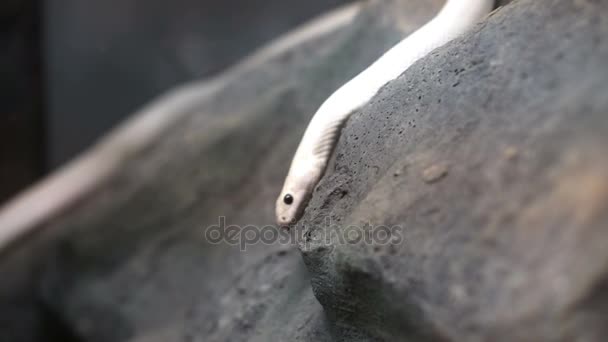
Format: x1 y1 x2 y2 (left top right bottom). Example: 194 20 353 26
0 0 350 204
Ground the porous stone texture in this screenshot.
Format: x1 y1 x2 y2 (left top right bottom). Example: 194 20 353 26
302 0 608 340
1 0 607 341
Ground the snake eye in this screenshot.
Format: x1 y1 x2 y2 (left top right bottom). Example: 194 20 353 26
283 194 294 205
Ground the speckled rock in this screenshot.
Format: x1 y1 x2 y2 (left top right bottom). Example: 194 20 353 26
301 0 608 341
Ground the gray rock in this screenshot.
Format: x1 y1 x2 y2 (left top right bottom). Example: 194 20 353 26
0 0 607 341
301 0 608 341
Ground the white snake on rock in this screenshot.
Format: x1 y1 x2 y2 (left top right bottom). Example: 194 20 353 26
276 0 495 226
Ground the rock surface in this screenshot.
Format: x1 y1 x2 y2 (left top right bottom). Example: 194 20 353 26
302 1 608 340
1 0 608 341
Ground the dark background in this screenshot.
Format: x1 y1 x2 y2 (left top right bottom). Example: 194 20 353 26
0 0 43 205
0 0 350 204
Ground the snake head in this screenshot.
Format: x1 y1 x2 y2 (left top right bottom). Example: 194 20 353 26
275 168 320 227
275 187 312 228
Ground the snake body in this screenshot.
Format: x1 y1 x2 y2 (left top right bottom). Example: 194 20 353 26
276 0 495 226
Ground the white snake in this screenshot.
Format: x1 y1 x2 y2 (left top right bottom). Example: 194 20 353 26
276 0 495 226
